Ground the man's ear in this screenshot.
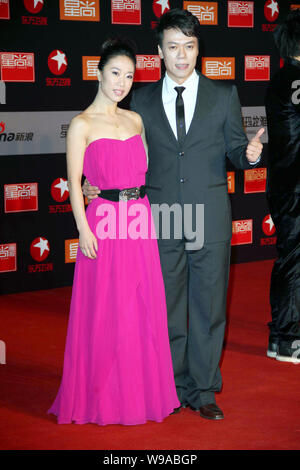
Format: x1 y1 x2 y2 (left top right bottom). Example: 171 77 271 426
158 45 164 60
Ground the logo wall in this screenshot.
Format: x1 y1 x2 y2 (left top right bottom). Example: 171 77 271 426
82 55 161 82
23 0 44 14
30 237 50 262
227 172 235 194
28 237 53 272
262 0 279 31
261 214 276 245
245 56 270 81
82 56 100 80
65 239 79 263
0 52 35 82
231 219 253 246
46 50 70 86
0 0 10 19
202 57 235 80
0 244 17 273
59 0 100 21
244 168 267 193
22 0 47 25
183 1 218 25
111 0 141 25
264 0 279 22
228 1 254 28
152 0 170 17
4 183 38 213
48 50 68 75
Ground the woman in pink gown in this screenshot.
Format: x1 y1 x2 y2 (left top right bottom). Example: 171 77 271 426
47 40 180 425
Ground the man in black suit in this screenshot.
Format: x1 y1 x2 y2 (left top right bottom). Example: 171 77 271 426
84 9 263 419
265 9 300 364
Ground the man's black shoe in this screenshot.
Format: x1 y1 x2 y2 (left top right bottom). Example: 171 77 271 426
276 341 300 363
267 341 279 359
190 403 224 420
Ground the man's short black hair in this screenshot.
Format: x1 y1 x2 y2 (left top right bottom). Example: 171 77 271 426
273 9 300 59
155 8 202 51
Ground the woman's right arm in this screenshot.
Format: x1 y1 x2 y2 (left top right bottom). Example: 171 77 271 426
66 116 98 259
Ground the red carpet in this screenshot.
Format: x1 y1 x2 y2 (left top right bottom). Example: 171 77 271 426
0 259 299 450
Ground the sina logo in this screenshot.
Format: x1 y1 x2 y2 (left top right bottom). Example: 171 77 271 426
51 178 69 202
264 0 279 22
30 237 50 262
262 214 276 236
153 0 170 18
48 50 68 75
0 122 15 142
23 0 44 14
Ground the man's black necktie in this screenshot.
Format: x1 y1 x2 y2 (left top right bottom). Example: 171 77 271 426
174 86 186 144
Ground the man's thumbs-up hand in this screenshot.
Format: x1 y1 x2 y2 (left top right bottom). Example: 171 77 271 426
246 128 264 163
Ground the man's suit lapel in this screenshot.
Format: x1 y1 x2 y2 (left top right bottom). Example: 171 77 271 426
146 72 215 148
183 72 215 146
145 78 179 147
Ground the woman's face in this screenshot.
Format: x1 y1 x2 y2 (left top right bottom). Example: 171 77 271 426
98 55 135 103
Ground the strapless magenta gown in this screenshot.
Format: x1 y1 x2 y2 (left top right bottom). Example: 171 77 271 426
47 135 180 425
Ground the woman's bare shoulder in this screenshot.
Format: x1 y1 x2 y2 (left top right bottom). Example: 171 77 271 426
120 108 143 130
68 113 90 139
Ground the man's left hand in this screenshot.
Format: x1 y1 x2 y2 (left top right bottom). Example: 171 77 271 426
246 128 264 163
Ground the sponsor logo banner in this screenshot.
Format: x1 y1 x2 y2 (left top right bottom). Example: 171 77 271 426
202 57 235 80
244 168 267 194
183 1 218 25
0 52 35 82
59 0 100 21
134 55 161 82
241 106 268 143
48 50 68 76
227 171 235 194
30 237 50 262
4 183 38 213
261 214 276 245
0 111 78 155
152 0 170 18
82 56 100 80
228 1 254 27
82 55 160 82
23 0 44 13
0 243 17 273
65 239 79 263
51 178 69 202
262 214 275 236
111 0 141 24
231 219 253 246
264 0 279 22
245 55 270 81
0 0 10 19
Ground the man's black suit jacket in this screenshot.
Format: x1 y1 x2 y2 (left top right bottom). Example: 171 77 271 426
131 71 254 244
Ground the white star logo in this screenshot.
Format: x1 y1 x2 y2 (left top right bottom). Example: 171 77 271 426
33 238 49 257
267 0 279 18
265 215 274 232
156 0 170 15
54 178 69 198
33 0 43 7
51 50 67 71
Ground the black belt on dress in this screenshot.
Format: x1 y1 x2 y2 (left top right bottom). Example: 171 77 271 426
98 185 146 202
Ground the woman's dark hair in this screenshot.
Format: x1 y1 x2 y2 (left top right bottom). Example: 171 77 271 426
155 8 202 50
273 9 300 59
98 38 136 71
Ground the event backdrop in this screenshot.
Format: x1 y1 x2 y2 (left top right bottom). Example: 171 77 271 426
0 0 295 294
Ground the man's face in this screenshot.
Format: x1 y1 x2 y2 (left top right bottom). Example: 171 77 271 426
158 28 199 84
